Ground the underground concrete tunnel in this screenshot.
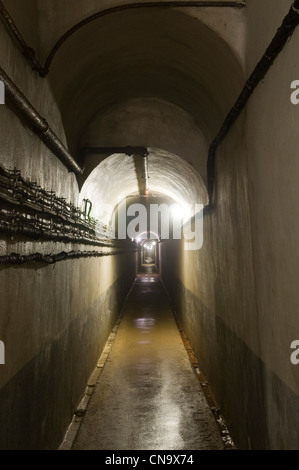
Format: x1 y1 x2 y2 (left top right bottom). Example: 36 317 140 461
1 0 299 451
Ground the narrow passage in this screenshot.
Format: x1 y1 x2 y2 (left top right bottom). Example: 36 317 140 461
73 271 223 450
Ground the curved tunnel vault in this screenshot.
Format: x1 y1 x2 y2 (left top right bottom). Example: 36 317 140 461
79 148 208 228
7 0 299 452
48 7 244 158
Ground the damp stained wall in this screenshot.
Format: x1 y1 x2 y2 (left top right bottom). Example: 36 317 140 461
162 0 299 450
0 3 136 449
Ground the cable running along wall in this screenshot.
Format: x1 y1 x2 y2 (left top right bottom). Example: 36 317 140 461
0 164 133 265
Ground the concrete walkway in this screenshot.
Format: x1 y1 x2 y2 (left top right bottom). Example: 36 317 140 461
72 272 224 450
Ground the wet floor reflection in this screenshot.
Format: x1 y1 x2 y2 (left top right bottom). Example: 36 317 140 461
134 317 156 330
73 273 224 450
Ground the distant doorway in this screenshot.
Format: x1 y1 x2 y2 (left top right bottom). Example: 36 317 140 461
138 239 159 274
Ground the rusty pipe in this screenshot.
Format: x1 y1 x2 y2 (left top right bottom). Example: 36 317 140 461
0 0 43 74
0 1 245 77
207 0 299 206
0 67 83 174
142 154 149 196
82 146 150 194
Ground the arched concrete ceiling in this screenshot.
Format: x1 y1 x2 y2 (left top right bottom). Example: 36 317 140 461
48 7 244 155
82 98 209 182
34 1 245 65
79 148 208 225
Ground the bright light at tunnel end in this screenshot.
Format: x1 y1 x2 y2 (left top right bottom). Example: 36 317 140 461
94 199 204 251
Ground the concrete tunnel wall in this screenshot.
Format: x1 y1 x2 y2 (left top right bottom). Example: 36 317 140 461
162 0 299 450
78 149 208 226
2 0 299 451
48 5 245 155
0 0 253 450
81 98 209 183
0 5 136 449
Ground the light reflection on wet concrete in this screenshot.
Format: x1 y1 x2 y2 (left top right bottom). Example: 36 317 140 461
73 274 223 450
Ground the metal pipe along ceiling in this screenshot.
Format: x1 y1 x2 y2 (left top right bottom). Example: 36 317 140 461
0 1 246 77
79 149 208 226
81 146 150 196
142 155 149 196
0 67 83 174
207 0 299 206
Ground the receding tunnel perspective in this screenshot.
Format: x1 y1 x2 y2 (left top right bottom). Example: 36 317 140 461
140 240 158 269
1 0 299 452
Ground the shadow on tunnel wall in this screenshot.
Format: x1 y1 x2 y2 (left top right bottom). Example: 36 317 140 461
161 233 299 450
0 253 136 450
160 112 299 450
